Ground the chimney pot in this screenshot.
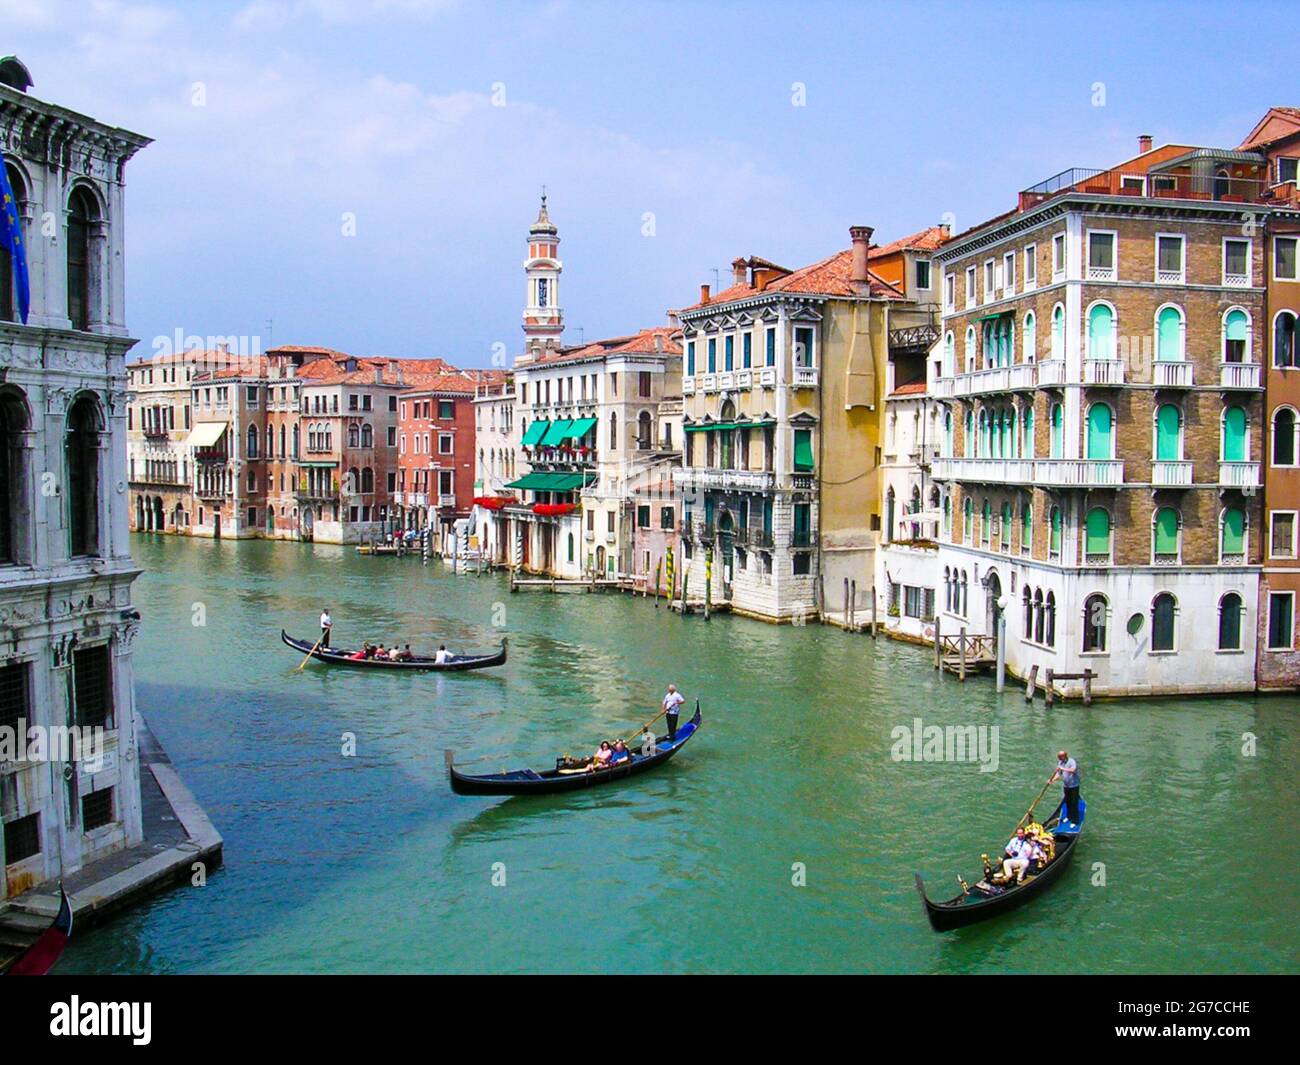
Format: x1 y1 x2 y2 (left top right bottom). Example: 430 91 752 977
1138 133 1153 153
700 283 711 304
849 225 874 285
731 257 748 286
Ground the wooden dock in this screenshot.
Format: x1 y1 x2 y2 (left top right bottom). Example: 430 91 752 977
937 632 996 679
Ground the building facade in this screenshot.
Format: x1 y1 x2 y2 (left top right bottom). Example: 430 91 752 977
395 375 479 536
930 136 1274 696
0 59 150 895
126 352 194 534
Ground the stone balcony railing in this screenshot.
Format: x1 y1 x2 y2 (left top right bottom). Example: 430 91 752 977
674 466 776 492
1152 361 1194 387
1036 359 1067 386
932 456 1123 487
793 365 818 388
1219 461 1261 488
1150 460 1193 487
930 457 1035 484
1035 458 1125 486
1220 362 1262 389
1083 358 1125 385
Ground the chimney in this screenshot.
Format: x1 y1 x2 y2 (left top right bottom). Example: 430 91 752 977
654 332 663 354
1138 133 1152 154
731 257 748 286
700 283 711 305
849 225 874 286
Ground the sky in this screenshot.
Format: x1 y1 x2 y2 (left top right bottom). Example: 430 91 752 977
5 0 1296 368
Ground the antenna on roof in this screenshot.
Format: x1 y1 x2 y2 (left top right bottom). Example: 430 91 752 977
264 318 273 353
577 327 585 344
712 267 721 290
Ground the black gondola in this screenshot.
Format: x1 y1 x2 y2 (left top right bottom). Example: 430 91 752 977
281 630 507 672
2 887 72 976
449 704 702 795
914 798 1086 932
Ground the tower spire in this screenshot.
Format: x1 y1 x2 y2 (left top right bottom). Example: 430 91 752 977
522 191 563 360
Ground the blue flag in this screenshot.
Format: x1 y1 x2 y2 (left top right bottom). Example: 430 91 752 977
0 149 30 324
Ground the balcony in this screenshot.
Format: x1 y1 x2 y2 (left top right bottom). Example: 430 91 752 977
1019 167 1273 210
930 457 1035 484
954 364 1037 396
1150 460 1193 487
1223 271 1250 289
1037 360 1067 387
758 367 777 388
793 365 819 388
1035 459 1124 486
682 377 696 395
701 374 718 392
735 369 753 389
674 466 776 493
719 371 735 390
438 494 457 508
748 530 775 549
1219 461 1261 489
1083 358 1125 385
930 376 955 399
790 529 815 549
1152 361 1193 388
1084 552 1111 567
1220 362 1261 389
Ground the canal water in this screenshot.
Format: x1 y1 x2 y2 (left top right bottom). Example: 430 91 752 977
61 536 1296 973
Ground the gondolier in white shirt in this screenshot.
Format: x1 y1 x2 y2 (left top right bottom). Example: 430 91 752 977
319 608 333 648
662 684 685 741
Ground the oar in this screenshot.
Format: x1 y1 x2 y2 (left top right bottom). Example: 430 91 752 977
620 705 671 746
294 636 324 672
1016 773 1057 830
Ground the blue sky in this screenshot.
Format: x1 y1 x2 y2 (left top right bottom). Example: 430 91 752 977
7 0 1296 366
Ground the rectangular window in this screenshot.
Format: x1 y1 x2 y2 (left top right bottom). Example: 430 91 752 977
1270 511 1297 558
438 400 455 419
439 471 453 495
1156 234 1185 282
707 338 717 373
348 394 359 411
73 644 112 730
607 511 616 534
637 505 650 529
964 265 976 308
793 327 815 367
1267 591 1295 650
915 259 931 290
439 434 453 455
639 371 651 397
245 385 259 406
1087 231 1116 279
389 395 397 412
1224 238 1251 285
1052 233 1067 279
742 332 752 368
82 787 114 832
1275 236 1298 281
944 272 955 311
983 260 995 300
660 506 674 530
3 812 40 863
387 426 396 447
387 472 396 492
1278 157 1299 185
1023 244 1037 289
765 328 776 366
724 336 734 372
686 340 696 376
0 661 30 736
1002 252 1015 295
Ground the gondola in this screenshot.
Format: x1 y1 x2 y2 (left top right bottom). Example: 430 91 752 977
448 704 702 795
2 887 73 976
281 630 507 671
914 798 1086 932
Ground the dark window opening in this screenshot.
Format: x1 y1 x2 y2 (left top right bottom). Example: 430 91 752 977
66 396 101 557
3 812 40 863
73 643 113 730
81 788 114 832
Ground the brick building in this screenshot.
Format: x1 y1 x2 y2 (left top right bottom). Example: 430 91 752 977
395 374 480 534
931 135 1274 696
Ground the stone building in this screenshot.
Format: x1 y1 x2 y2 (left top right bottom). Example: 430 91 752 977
0 58 151 895
126 352 195 533
930 135 1274 696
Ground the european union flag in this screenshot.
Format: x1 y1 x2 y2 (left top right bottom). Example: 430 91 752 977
0 148 30 324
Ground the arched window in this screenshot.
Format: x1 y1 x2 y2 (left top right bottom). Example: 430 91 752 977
1023 311 1036 363
637 411 653 450
1020 499 1032 552
979 409 990 457
1087 303 1114 359
266 424 273 457
1033 588 1045 643
942 494 951 538
0 388 30 562
1082 593 1108 652
981 498 991 546
964 326 976 373
1049 505 1062 557
1218 593 1243 651
1023 407 1034 457
1000 501 1012 550
1086 403 1113 459
944 409 953 456
1050 304 1064 360
960 570 968 615
885 487 895 542
67 186 100 330
609 412 617 450
1 164 28 323
1153 506 1180 562
1275 311 1298 369
1224 309 1249 363
1220 506 1246 560
280 424 286 457
361 467 374 493
1151 593 1177 651
1045 591 1057 647
1022 586 1033 634
66 394 102 557
1155 403 1182 461
1273 407 1298 466
361 424 373 448
1222 405 1247 461
247 424 258 458
943 332 955 377
1084 506 1111 562
567 533 574 563
964 410 974 457
348 424 360 448
1050 403 1063 458
292 424 299 457
1156 305 1184 362
963 496 973 544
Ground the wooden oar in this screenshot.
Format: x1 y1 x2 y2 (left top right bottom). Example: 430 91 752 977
294 635 324 672
620 705 670 745
1016 773 1057 830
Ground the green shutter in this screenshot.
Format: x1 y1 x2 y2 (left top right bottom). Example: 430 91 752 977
1223 406 1247 461
1154 507 1179 555
1050 404 1063 458
793 429 814 471
1021 502 1031 544
1226 310 1248 343
1156 404 1181 461
1050 506 1062 553
1086 404 1112 459
1157 307 1182 361
1222 507 1245 554
1085 507 1111 554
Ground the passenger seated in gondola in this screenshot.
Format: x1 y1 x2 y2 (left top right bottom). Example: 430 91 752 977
1021 830 1045 876
1000 827 1031 884
609 739 630 765
347 645 368 661
434 645 451 665
589 741 613 770
387 645 402 661
374 644 387 660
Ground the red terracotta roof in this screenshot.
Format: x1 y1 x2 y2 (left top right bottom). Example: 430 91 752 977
890 381 928 397
681 249 905 311
528 326 683 366
1238 107 1300 150
868 226 950 258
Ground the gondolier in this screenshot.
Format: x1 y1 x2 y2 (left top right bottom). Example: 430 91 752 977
319 608 333 648
662 684 685 741
1052 749 1080 825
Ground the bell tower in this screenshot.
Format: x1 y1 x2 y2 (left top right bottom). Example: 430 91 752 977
522 190 563 361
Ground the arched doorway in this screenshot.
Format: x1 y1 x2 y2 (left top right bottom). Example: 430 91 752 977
985 569 1003 644
135 495 145 531
213 511 222 539
718 510 735 597
153 496 164 531
595 544 606 574
302 507 314 541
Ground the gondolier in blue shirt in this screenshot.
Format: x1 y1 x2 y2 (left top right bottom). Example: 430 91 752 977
662 684 685 741
1052 749 1080 825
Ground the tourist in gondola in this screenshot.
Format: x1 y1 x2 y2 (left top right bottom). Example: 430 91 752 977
320 608 333 647
1001 827 1031 883
609 739 630 765
590 741 613 769
1052 750 1081 824
662 683 685 741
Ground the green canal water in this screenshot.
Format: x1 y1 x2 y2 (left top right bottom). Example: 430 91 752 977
60 535 1297 974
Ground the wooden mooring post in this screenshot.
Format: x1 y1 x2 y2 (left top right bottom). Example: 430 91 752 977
1044 668 1054 707
849 579 857 631
934 615 942 670
958 626 967 681
1025 663 1039 701
870 585 877 639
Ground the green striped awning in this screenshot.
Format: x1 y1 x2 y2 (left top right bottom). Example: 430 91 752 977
685 421 738 433
539 419 575 446
521 420 549 446
565 416 598 441
505 472 590 491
